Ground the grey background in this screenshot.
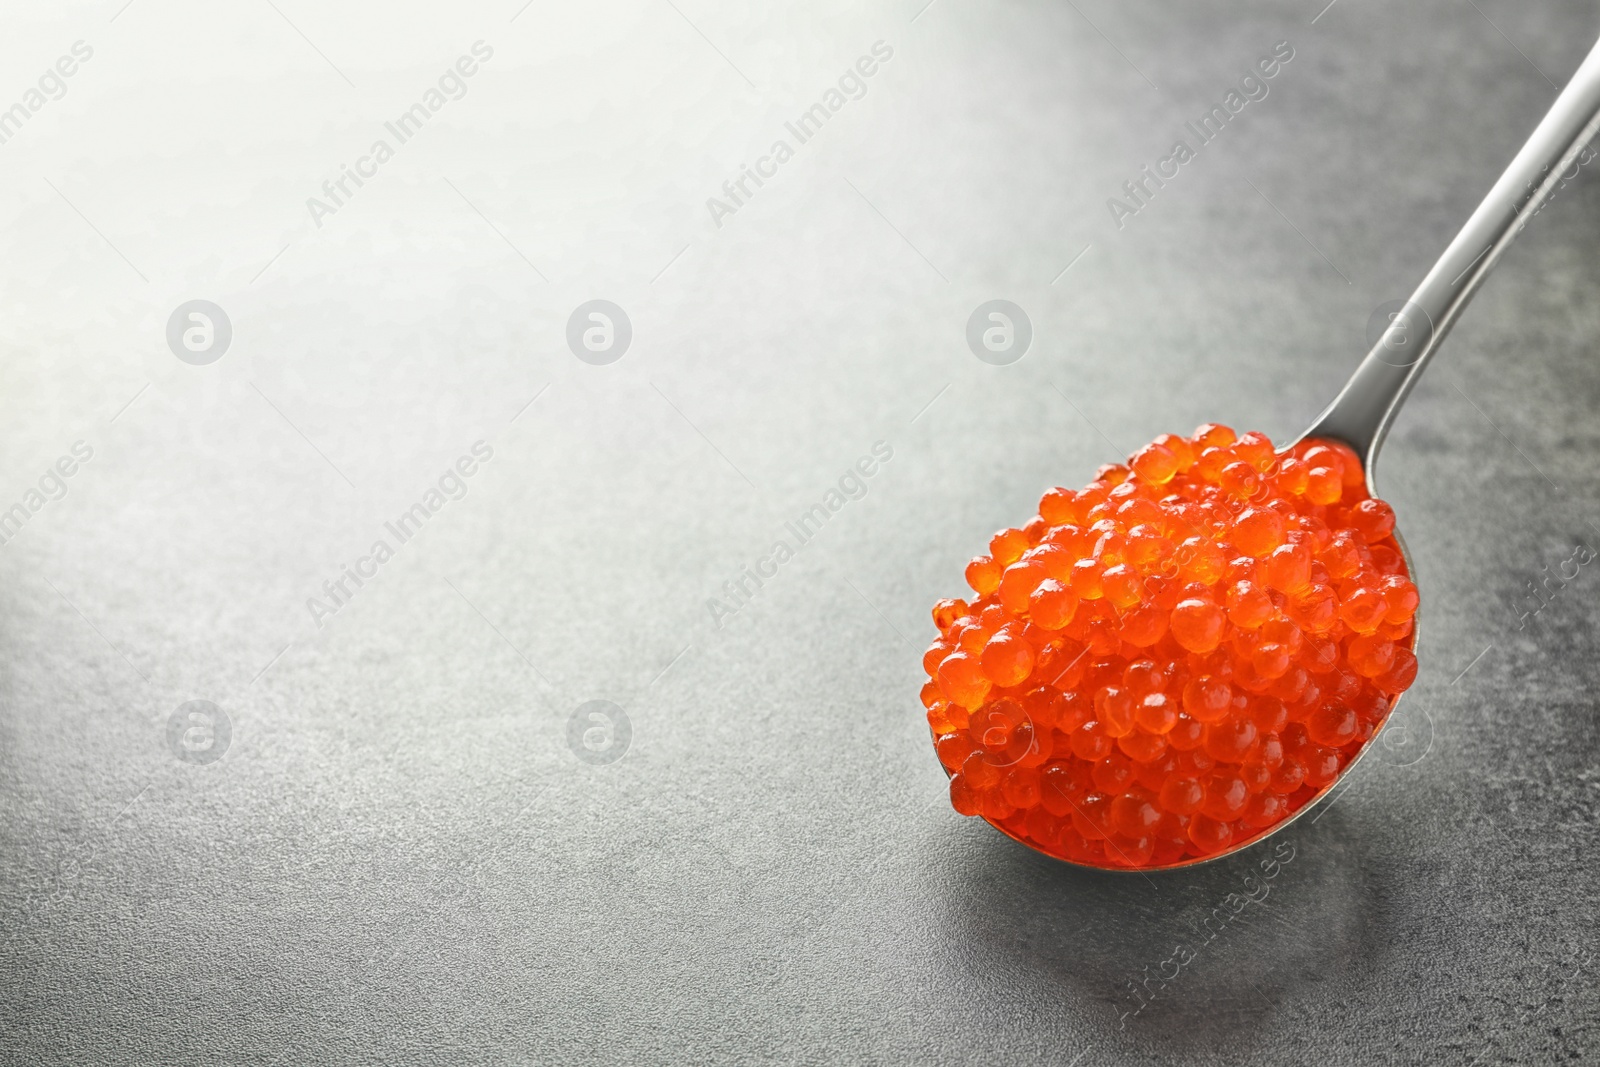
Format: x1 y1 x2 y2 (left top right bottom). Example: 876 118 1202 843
1 0 1597 1064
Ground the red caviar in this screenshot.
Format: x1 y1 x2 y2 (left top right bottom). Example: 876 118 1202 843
923 427 1418 869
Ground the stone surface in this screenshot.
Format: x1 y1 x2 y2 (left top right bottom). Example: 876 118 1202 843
0 0 1596 1064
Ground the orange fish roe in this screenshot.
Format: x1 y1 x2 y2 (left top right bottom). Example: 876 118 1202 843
922 426 1418 869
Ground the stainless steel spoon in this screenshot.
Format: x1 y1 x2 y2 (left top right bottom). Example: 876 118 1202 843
1248 35 1600 858
1028 34 1600 871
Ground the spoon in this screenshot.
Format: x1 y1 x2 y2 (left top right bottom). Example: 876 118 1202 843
967 33 1600 870
1217 36 1600 865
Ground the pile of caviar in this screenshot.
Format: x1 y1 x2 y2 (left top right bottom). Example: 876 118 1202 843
922 426 1418 869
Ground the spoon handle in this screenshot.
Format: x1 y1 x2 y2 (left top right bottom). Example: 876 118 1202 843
1301 34 1600 484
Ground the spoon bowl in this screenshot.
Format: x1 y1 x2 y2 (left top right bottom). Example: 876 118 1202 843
976 524 1417 874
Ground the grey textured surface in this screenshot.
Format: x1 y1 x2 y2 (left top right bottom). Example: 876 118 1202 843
2 0 1598 1064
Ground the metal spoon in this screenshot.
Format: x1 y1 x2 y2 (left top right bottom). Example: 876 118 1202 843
1243 35 1600 861
1008 34 1600 871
